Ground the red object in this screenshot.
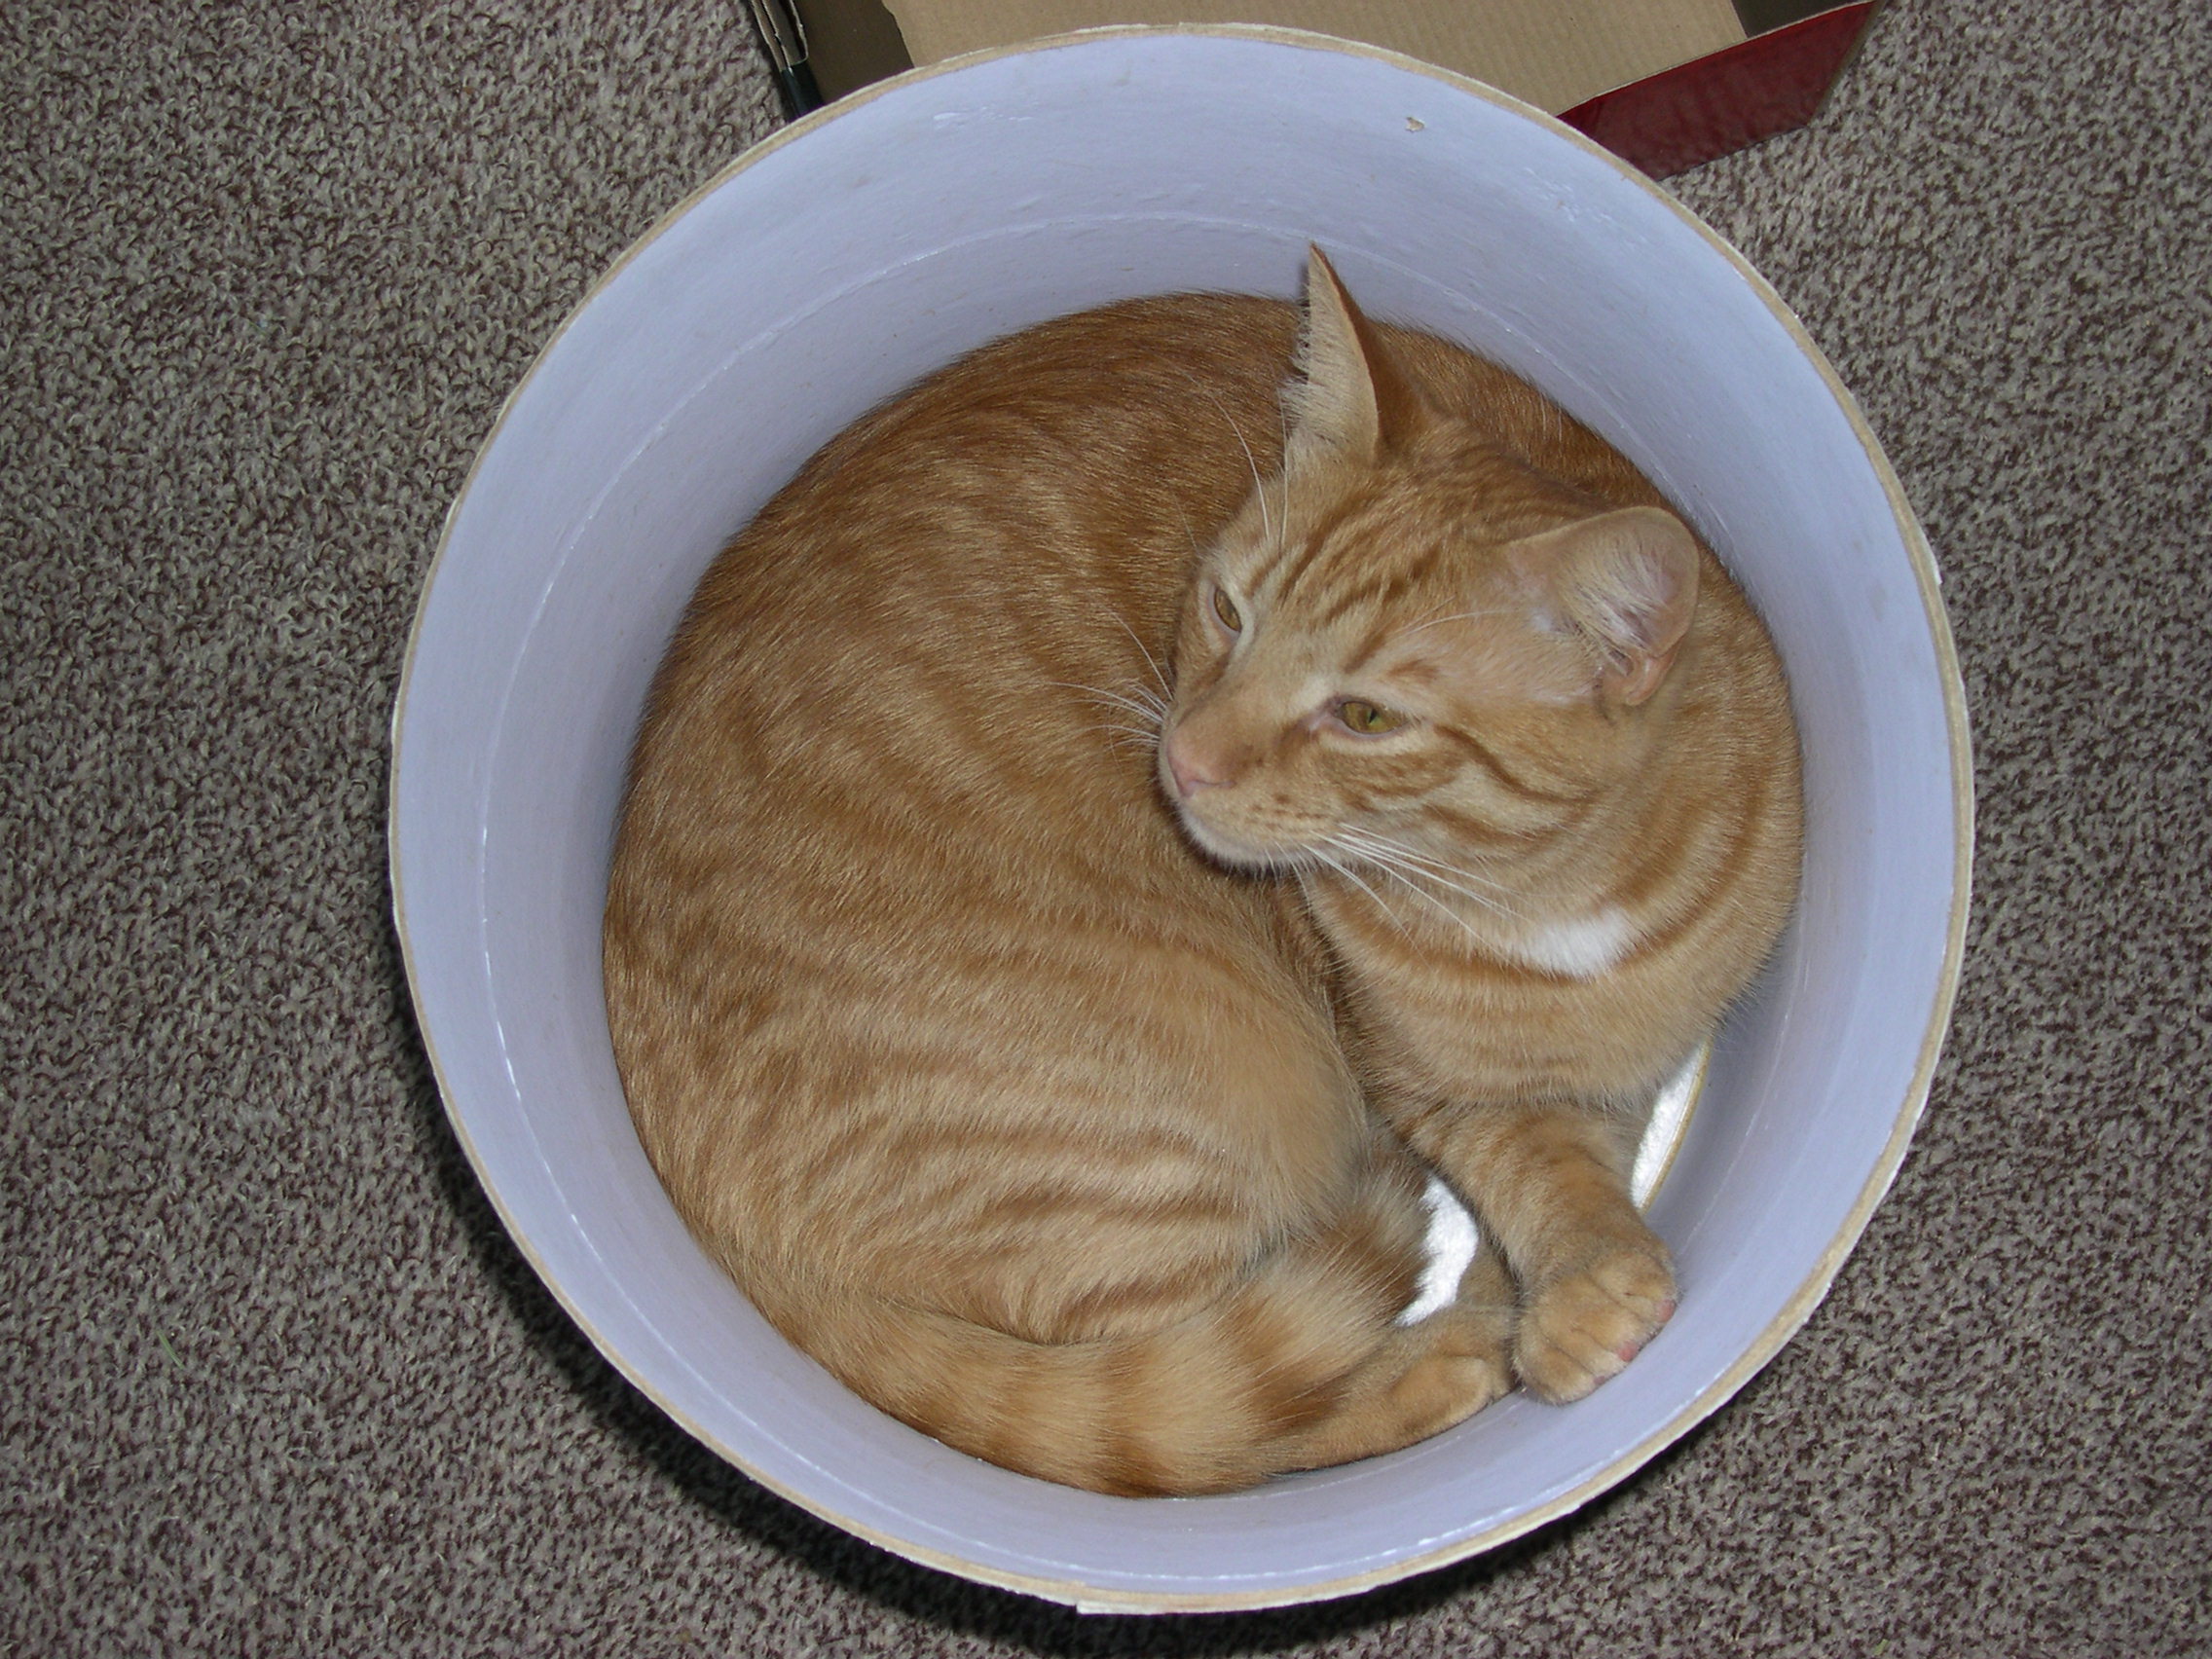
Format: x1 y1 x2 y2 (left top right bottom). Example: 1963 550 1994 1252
1560 3 1879 178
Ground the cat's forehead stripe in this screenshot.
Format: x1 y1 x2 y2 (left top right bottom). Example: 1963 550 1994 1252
1248 496 1358 597
1342 609 1412 680
1434 724 1590 806
1248 535 1320 602
1317 563 1430 633
1344 621 1407 680
1269 498 1448 624
1264 530 1346 606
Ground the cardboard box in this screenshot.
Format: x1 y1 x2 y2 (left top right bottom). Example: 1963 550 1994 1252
781 0 1883 176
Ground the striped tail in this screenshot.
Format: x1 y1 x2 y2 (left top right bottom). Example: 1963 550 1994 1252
748 1166 1516 1496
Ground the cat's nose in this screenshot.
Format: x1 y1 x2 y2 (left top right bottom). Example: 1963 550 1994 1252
1164 735 1229 796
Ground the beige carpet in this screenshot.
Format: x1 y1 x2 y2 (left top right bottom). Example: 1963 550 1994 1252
5 2 2207 1651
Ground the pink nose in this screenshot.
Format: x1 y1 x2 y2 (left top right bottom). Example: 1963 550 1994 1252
1165 736 1227 797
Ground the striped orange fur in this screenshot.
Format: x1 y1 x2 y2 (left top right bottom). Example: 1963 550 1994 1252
1159 253 1802 1402
603 250 1799 1493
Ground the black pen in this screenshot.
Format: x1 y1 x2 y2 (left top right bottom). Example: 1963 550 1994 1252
746 0 826 117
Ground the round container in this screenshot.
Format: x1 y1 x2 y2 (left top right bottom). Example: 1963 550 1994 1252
389 27 1971 1613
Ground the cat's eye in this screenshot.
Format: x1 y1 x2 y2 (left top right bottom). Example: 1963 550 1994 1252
1211 586 1242 633
1337 699 1405 735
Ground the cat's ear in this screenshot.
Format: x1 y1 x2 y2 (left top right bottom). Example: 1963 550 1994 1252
1519 507 1702 706
1286 247 1425 463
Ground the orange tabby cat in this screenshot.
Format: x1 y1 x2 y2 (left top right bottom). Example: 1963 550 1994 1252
603 250 1800 1494
1159 253 1802 1407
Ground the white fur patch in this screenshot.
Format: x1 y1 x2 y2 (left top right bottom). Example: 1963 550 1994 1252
1512 907 1636 978
1398 1174 1479 1325
1394 1045 1708 1325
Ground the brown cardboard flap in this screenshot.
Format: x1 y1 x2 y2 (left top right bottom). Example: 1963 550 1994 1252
801 0 916 97
1730 0 1852 33
879 0 1748 113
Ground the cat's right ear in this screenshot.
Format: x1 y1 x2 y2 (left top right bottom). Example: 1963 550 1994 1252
1515 507 1703 707
1287 247 1422 465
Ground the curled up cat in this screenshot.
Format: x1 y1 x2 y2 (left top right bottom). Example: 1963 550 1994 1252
602 249 1802 1496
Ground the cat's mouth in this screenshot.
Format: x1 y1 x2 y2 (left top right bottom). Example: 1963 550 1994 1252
1167 797 1314 874
1157 733 1320 872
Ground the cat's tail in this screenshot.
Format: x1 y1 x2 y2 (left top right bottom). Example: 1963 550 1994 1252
749 1176 1515 1496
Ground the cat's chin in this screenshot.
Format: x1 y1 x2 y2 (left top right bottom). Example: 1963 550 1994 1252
1170 806 1311 874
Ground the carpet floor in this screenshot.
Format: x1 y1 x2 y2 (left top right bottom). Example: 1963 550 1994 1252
5 2 2207 1652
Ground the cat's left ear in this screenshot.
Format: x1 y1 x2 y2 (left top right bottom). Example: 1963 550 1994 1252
1287 247 1426 464
1519 507 1702 706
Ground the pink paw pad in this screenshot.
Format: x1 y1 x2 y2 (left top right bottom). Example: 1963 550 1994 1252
1613 1300 1677 1364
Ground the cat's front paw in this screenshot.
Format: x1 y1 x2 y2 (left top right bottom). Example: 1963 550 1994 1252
1513 1240 1676 1404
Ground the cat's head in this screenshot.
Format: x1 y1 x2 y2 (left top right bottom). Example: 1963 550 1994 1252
1157 249 1702 878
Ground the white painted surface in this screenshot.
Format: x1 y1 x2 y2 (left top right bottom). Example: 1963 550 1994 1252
1400 1174 1481 1325
389 29 1969 1611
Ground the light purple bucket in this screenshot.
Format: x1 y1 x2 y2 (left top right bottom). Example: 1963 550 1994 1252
390 27 1971 1612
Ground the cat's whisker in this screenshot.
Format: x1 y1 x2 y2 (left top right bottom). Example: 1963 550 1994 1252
1172 368 1273 552
1326 831 1525 926
1235 419 1272 550
1395 607 1516 642
1330 822 1503 877
1097 723 1164 751
1331 828 1514 897
1359 854 1519 924
1350 853 1483 937
1306 848 1412 937
1172 500 1203 560
1084 698 1163 727
1118 684 1171 720
1054 680 1168 728
1343 850 1495 944
1109 613 1174 701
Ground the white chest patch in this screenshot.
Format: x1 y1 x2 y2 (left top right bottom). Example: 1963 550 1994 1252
1512 907 1636 978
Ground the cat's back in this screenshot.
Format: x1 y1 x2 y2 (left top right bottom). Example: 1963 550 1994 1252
630 297 1295 839
604 293 1355 1305
613 293 1307 940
